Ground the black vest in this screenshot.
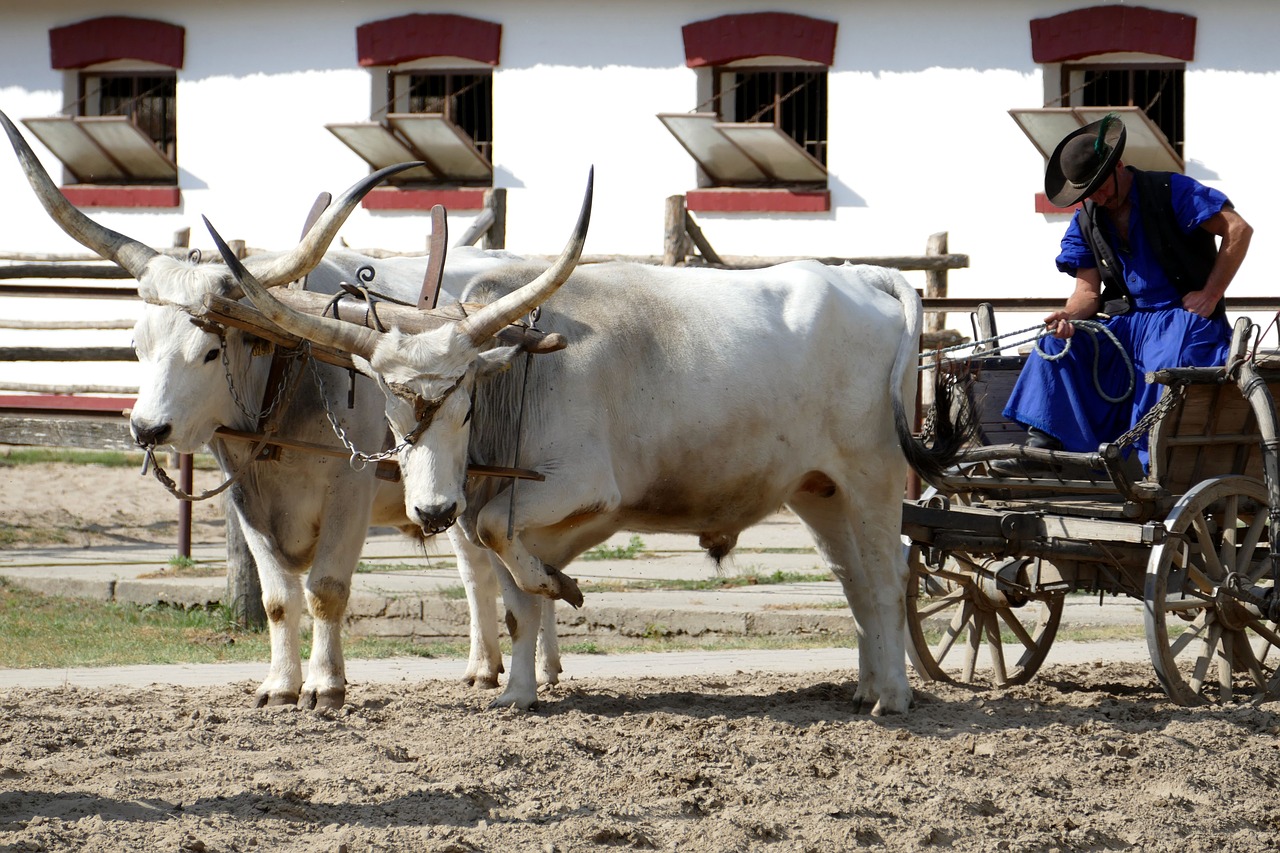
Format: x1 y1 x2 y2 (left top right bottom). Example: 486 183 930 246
1079 169 1223 320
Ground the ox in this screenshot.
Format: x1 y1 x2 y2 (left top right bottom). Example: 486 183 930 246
0 110 563 708
211 172 974 714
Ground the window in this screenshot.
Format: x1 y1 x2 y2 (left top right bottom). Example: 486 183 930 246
21 16 183 203
1011 5 1195 210
660 12 836 212
1065 64 1183 158
327 13 500 197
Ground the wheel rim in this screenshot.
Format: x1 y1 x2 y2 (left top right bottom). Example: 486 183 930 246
906 543 1063 687
1145 475 1280 706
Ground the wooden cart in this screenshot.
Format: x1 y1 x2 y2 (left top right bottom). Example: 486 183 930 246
902 314 1280 705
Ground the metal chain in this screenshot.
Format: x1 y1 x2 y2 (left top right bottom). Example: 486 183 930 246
307 353 414 469
220 335 306 420
142 353 305 501
1112 382 1186 450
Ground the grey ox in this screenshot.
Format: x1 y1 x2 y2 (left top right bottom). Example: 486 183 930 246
211 171 975 715
0 110 562 709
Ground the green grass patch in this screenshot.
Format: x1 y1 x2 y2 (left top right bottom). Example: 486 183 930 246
0 579 467 670
584 567 834 594
355 561 455 574
581 535 647 561
0 524 72 548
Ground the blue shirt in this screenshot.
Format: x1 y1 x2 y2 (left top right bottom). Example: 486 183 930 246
1055 169 1230 309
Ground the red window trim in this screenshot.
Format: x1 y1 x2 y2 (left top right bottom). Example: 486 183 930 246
1034 193 1083 215
1030 6 1195 63
60 185 180 209
362 187 487 212
50 16 185 69
356 14 502 67
686 188 830 214
682 12 837 68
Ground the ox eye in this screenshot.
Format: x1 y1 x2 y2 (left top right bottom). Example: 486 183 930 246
203 348 219 364
463 404 473 425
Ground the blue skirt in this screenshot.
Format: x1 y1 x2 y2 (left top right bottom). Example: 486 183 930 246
1002 309 1231 466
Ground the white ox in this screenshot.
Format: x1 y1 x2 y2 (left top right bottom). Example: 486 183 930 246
214 174 975 714
0 110 562 709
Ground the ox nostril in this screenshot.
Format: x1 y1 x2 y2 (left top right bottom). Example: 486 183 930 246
132 422 172 448
413 502 457 534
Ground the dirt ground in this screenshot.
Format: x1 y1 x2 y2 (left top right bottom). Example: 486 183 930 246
0 460 227 548
1 667 1278 852
3 463 1280 851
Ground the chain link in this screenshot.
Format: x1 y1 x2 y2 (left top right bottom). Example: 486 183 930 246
1112 382 1186 450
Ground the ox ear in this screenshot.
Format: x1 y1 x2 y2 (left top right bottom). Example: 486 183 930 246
476 345 523 378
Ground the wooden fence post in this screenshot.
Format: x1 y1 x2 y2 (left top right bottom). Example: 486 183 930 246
482 188 506 250
925 231 949 334
663 195 689 266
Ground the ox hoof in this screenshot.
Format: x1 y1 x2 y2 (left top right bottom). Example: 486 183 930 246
489 693 538 712
467 674 501 690
554 574 584 609
255 692 300 709
537 667 561 687
301 688 346 711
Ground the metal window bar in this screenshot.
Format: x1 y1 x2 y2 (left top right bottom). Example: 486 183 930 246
715 68 828 166
77 72 177 158
1060 64 1184 159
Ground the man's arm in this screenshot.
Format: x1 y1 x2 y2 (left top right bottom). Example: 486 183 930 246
1182 206 1252 318
1045 268 1103 339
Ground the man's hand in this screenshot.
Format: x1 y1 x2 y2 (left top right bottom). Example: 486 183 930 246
1044 310 1075 339
1181 289 1221 318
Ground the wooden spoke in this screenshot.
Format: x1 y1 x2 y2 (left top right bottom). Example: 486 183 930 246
905 542 1062 688
1145 476 1280 706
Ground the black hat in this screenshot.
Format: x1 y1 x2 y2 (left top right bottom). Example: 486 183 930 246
1044 113 1127 208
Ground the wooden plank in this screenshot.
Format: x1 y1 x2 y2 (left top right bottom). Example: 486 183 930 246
0 414 136 451
0 347 136 362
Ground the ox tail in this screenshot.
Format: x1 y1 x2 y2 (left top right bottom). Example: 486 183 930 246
876 268 980 483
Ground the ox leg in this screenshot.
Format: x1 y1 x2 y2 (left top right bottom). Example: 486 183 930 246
299 516 370 711
449 528 504 689
253 559 306 708
537 600 562 687
492 567 543 710
472 483 614 607
787 491 912 716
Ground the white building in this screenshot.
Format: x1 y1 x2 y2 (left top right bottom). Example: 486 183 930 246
1 1 1275 388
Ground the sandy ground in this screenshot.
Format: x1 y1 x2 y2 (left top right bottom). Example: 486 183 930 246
1 666 1278 852
3 463 1280 851
0 459 227 548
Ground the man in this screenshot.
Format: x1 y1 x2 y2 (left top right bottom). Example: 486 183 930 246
995 113 1252 474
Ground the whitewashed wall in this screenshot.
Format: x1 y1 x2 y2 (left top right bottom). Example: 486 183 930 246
1 0 1277 389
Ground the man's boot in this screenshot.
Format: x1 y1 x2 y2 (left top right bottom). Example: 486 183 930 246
988 428 1062 477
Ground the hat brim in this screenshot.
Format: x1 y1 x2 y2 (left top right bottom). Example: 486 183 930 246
1044 119 1127 208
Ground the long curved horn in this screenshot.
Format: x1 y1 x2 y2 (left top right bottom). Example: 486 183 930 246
204 215 382 361
241 160 426 288
457 168 593 345
0 109 158 279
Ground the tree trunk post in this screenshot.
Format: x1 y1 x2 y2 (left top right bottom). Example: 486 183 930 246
663 195 688 266
224 503 266 630
482 188 507 250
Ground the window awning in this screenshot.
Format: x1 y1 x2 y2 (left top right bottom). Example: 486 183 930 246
1009 105 1183 173
658 112 827 185
326 114 491 182
22 115 176 183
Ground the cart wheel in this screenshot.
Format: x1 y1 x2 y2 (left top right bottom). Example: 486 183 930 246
905 543 1064 687
1145 475 1280 706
